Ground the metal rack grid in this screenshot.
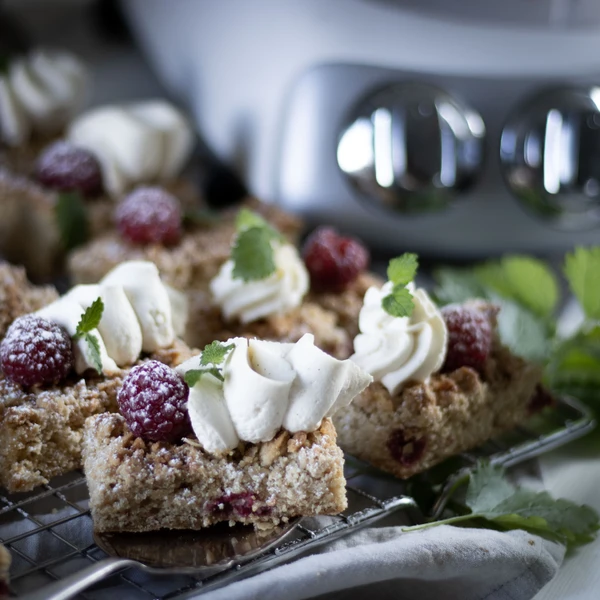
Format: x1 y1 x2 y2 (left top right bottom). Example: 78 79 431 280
1 395 594 600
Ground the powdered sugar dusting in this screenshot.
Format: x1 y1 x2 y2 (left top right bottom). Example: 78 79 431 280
0 315 74 386
117 360 190 442
115 187 182 246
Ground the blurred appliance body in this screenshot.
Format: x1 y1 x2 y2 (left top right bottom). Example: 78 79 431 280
124 0 600 257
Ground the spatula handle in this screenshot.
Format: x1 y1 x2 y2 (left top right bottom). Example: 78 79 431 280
20 557 138 600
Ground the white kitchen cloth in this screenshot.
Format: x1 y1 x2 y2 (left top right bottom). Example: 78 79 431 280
200 525 565 600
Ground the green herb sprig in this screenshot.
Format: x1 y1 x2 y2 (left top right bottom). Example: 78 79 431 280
184 341 235 387
381 253 419 318
73 297 104 374
404 461 599 549
55 192 90 251
231 209 284 282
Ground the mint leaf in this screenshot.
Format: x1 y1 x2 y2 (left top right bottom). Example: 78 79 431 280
55 192 89 251
564 247 600 321
200 341 235 367
382 285 415 318
184 342 235 387
433 268 486 304
236 208 269 231
387 253 418 287
494 298 550 363
74 298 104 338
465 462 516 512
501 256 559 318
84 332 103 374
184 367 223 387
232 227 278 281
404 461 600 549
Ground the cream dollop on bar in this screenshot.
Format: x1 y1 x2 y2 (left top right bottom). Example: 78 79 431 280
67 100 194 196
351 281 447 395
36 260 188 374
210 243 309 324
0 49 88 146
176 334 372 454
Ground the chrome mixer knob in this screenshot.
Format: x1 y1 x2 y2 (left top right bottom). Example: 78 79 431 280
501 87 600 230
337 82 485 213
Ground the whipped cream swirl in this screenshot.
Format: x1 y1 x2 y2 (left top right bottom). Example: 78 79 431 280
37 261 187 376
67 100 194 197
351 281 447 396
210 243 309 324
176 334 372 454
0 49 87 146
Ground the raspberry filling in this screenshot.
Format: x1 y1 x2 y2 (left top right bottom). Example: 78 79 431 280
387 429 427 466
208 492 272 518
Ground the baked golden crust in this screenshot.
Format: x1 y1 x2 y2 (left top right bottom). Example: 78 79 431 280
0 261 58 338
0 339 195 493
333 340 543 479
83 414 347 533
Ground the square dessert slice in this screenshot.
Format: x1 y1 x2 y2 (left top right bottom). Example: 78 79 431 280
83 414 346 532
83 334 372 532
332 256 545 479
0 261 193 492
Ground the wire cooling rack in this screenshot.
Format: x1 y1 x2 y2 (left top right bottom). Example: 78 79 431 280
1 395 594 600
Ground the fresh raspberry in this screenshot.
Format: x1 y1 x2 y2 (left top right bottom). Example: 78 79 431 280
0 315 74 386
117 360 191 442
302 226 369 293
387 429 427 466
441 305 492 374
35 141 103 197
115 186 182 246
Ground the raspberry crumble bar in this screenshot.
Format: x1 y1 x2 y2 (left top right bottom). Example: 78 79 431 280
332 256 546 479
0 261 193 492
82 335 372 532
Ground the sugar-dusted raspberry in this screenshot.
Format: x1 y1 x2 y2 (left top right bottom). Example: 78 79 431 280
387 429 426 466
117 360 191 442
35 141 103 197
302 226 369 293
0 315 74 386
441 305 492 374
115 186 182 246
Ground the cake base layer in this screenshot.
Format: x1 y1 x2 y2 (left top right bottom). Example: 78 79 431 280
333 343 543 479
83 415 347 533
0 341 194 493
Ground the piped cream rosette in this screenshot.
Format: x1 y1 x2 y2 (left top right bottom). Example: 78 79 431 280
210 243 309 324
67 100 194 197
0 49 88 146
351 281 448 396
176 334 373 454
36 261 187 376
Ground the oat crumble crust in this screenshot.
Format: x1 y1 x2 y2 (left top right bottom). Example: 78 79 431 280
333 304 543 479
0 339 196 493
83 414 347 533
0 261 58 338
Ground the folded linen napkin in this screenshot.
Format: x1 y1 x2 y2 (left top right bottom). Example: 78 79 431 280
201 525 564 600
